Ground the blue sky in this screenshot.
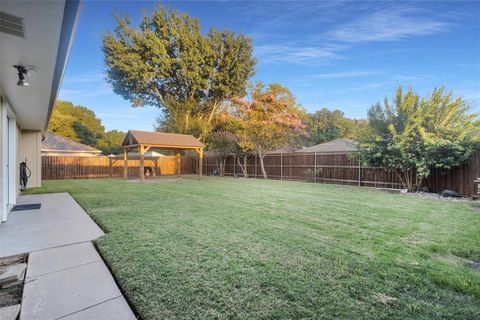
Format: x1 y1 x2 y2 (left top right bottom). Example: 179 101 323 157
59 0 480 132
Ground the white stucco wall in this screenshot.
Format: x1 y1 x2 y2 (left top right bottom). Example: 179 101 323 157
20 131 42 188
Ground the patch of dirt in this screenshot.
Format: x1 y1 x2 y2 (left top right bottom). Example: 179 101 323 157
0 286 22 308
374 293 398 305
468 260 480 271
0 254 27 308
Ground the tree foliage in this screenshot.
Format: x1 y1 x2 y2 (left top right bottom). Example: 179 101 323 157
358 86 480 191
48 100 104 147
48 100 126 155
97 130 126 155
228 83 306 179
103 6 255 138
304 109 367 146
205 131 238 176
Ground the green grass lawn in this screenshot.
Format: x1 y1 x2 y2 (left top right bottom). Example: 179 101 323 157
29 177 480 319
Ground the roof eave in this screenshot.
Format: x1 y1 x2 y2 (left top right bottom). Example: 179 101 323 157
43 0 84 134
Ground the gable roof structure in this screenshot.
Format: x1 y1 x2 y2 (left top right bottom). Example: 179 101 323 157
42 132 101 154
295 138 358 154
122 130 205 179
122 130 205 150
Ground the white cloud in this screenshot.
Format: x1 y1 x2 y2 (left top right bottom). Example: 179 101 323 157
329 7 450 43
253 5 452 66
255 43 345 64
311 70 379 79
392 74 433 82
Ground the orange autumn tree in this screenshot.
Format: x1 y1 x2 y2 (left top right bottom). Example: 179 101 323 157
230 83 306 179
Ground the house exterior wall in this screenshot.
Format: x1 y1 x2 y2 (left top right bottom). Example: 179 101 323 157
1 97 19 221
20 131 42 188
0 0 83 223
16 124 21 196
0 97 4 220
1 98 44 221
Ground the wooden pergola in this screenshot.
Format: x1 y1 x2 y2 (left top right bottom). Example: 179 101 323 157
122 130 205 180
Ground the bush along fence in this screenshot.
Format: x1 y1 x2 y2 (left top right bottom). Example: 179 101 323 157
204 149 480 197
42 155 196 179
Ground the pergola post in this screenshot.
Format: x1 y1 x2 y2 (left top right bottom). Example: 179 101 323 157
123 148 128 179
139 145 145 181
198 148 203 179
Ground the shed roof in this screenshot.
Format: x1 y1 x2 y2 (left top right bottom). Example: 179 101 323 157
295 138 358 153
123 130 205 149
42 132 102 153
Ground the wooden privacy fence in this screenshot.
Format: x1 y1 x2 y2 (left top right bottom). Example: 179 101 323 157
42 150 479 196
42 155 196 179
205 153 403 189
425 149 480 197
205 149 480 197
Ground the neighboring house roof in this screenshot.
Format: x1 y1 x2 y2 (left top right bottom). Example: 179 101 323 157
42 132 101 154
123 130 205 149
267 146 298 154
295 138 358 153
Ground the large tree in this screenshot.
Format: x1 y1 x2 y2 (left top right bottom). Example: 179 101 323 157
229 83 306 179
103 6 255 138
358 86 480 191
304 109 367 146
48 100 104 147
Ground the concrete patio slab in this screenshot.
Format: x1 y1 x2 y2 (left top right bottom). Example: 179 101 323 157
0 193 104 257
0 304 21 320
26 242 101 279
21 257 126 320
0 193 136 320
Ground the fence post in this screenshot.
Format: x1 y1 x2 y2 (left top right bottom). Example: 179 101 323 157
108 156 113 177
233 155 236 177
358 158 361 186
333 154 336 184
205 156 207 175
280 153 283 180
255 155 257 178
314 152 317 183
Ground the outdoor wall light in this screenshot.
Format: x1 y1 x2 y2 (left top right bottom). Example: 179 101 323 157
13 65 35 86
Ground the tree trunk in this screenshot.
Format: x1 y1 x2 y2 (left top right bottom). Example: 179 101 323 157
396 169 411 191
237 155 248 178
397 168 421 192
221 157 226 176
258 153 267 179
216 157 226 176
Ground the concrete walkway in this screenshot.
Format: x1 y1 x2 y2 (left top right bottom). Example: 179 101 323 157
0 193 137 320
0 193 104 257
